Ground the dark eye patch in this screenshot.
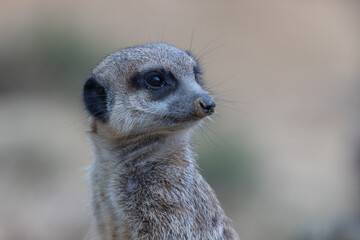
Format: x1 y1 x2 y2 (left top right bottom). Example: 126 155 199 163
184 50 204 86
131 68 178 101
193 65 203 85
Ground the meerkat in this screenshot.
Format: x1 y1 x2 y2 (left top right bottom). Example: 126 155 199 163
83 43 240 240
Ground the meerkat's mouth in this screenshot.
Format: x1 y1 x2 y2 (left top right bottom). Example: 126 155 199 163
159 113 211 131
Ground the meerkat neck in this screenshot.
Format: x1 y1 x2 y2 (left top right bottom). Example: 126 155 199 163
90 127 195 168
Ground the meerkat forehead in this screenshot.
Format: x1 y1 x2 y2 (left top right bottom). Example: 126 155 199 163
94 43 199 87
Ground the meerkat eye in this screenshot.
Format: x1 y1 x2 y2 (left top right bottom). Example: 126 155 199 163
144 74 166 89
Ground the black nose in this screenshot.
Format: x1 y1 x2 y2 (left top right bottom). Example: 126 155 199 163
195 97 216 117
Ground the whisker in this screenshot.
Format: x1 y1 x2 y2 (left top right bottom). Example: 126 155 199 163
64 115 90 128
161 26 166 42
194 39 218 60
213 112 223 120
189 29 196 53
206 73 238 90
197 42 227 62
203 124 230 147
216 104 248 115
206 116 215 124
215 99 251 105
65 108 108 128
147 32 153 44
198 125 214 151
196 124 211 150
198 124 230 159
213 87 243 97
197 40 220 60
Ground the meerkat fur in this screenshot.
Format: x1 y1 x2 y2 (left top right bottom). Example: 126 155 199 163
83 43 239 240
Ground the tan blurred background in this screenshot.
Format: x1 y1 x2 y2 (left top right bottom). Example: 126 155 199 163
1 1 360 240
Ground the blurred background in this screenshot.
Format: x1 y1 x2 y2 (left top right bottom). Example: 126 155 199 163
1 0 360 239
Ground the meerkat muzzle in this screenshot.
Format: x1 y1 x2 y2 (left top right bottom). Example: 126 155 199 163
194 97 216 117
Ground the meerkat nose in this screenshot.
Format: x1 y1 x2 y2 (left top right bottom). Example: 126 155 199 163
194 96 216 117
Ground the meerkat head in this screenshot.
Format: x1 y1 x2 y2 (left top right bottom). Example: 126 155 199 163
83 43 215 137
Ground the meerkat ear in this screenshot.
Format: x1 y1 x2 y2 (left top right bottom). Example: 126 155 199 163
83 75 108 121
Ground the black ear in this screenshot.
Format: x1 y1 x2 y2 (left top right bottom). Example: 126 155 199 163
83 75 108 121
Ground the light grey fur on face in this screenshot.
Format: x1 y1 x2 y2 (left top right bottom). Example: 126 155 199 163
92 43 209 137
84 43 239 239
